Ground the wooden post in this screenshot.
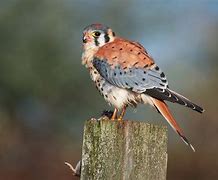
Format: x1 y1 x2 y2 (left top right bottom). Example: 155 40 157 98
81 117 168 180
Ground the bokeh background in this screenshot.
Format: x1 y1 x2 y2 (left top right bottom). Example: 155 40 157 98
0 0 217 179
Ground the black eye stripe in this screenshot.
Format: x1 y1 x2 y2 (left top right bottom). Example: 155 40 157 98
94 37 99 46
104 33 110 43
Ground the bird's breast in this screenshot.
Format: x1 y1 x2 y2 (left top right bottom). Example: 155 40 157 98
82 48 98 67
89 68 138 109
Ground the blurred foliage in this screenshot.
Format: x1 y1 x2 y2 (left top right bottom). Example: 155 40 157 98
0 0 218 179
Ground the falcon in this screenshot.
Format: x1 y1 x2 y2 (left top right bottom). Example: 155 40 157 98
81 23 204 151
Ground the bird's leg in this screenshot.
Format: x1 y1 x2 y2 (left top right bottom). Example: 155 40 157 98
118 106 127 121
111 108 118 120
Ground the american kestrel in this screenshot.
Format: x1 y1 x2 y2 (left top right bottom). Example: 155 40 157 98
82 23 204 151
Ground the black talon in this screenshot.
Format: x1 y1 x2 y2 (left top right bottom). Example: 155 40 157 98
101 110 114 119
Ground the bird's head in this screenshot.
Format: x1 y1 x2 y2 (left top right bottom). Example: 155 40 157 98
82 23 116 50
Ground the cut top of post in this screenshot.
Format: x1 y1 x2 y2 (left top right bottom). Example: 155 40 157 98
81 117 168 180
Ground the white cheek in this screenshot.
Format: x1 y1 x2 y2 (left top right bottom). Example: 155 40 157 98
98 34 106 46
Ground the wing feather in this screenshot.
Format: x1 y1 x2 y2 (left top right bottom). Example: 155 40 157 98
93 38 204 113
93 58 167 93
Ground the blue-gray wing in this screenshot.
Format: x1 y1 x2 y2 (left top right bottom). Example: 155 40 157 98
92 58 168 93
92 57 204 113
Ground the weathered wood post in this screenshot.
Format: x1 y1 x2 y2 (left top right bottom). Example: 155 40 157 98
81 117 168 180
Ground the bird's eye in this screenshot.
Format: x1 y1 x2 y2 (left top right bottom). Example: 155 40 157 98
93 31 101 37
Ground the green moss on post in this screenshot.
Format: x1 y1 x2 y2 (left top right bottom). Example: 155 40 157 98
81 117 168 180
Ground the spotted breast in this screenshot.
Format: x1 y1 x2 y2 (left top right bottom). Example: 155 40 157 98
88 65 139 109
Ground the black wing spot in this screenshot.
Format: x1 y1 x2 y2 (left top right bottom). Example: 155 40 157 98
142 78 145 81
155 66 159 70
160 72 165 78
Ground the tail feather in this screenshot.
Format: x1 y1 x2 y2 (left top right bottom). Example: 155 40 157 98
150 97 195 152
145 88 205 113
168 89 204 114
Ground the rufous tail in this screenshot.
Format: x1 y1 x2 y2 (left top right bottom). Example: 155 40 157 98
150 97 195 152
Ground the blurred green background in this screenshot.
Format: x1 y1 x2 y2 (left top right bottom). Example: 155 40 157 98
0 0 217 179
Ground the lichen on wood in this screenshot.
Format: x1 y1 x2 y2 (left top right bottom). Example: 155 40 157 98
81 117 167 180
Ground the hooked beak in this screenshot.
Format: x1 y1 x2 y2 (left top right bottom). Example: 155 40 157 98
83 36 87 43
83 32 91 44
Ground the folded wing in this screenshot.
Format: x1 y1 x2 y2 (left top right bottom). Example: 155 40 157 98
93 38 204 113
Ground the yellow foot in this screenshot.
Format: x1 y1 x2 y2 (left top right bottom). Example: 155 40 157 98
117 106 126 121
111 108 118 121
